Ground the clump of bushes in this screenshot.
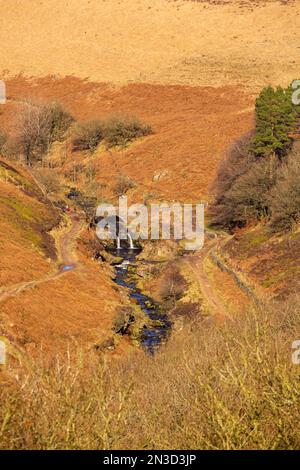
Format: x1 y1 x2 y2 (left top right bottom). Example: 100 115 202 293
75 193 98 224
45 102 75 143
159 264 187 308
210 84 300 232
112 307 135 335
103 115 152 148
72 120 104 152
210 133 257 229
17 101 74 165
72 114 152 152
170 301 199 320
269 151 300 231
212 132 255 201
212 157 277 229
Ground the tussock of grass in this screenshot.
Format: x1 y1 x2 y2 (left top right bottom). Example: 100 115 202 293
1 297 300 449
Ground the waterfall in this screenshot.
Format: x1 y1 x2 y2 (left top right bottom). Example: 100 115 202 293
116 236 121 250
127 233 135 250
116 232 135 250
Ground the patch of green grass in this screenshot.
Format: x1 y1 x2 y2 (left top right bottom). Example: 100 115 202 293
262 266 300 288
0 196 37 222
25 230 43 250
248 232 269 247
0 166 36 194
0 196 50 251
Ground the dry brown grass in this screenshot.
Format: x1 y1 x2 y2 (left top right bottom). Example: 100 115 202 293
1 77 254 202
0 157 128 357
0 1 299 89
0 160 59 286
1 296 300 450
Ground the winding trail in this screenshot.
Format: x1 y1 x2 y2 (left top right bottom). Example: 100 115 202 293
58 212 81 267
185 233 233 320
0 212 82 304
0 155 83 304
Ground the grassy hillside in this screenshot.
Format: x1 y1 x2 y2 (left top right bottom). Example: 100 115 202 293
1 76 253 202
0 0 298 89
208 84 300 298
222 226 300 299
0 0 299 453
0 157 130 358
0 158 58 286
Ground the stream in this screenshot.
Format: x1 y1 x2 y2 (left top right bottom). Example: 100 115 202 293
112 248 171 354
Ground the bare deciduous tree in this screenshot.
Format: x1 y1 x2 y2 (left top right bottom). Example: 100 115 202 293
16 101 74 166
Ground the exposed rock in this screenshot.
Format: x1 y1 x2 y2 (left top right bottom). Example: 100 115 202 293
152 170 169 182
112 307 135 335
138 239 180 262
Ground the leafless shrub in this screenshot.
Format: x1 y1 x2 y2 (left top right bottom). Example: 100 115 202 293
72 120 104 152
0 137 19 160
71 114 152 152
211 132 255 200
170 302 199 319
159 264 187 307
269 150 300 231
103 114 152 148
210 132 279 229
113 175 136 196
45 102 74 142
85 162 96 183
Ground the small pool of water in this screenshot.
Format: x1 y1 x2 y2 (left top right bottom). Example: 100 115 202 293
60 264 76 272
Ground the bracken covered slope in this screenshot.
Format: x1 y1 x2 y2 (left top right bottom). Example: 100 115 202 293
0 157 126 358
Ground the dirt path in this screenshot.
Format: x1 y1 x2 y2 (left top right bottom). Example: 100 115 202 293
57 212 81 267
0 212 82 303
185 233 233 320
